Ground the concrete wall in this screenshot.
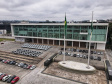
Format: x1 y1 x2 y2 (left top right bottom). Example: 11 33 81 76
97 43 105 50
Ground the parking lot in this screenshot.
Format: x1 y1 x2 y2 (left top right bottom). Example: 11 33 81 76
0 41 55 84
0 41 111 84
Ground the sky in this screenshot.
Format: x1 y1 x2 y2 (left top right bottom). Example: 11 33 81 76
0 0 112 21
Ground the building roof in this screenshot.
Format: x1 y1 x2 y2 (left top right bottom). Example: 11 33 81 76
11 23 108 26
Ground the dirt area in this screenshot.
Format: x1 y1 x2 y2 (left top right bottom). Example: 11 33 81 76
43 62 107 84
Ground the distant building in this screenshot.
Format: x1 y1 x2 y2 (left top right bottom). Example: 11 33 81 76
0 29 7 35
11 23 108 50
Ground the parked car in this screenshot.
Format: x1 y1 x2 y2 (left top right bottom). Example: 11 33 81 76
101 52 103 55
2 75 11 82
0 74 7 80
97 52 101 55
90 56 93 60
11 76 19 84
80 54 83 58
2 60 6 63
98 57 101 61
4 60 10 64
0 59 3 61
93 51 97 54
58 51 62 55
18 62 24 67
30 65 36 70
93 56 98 60
7 75 16 83
0 73 3 76
73 54 76 57
76 54 80 57
9 61 16 65
23 64 28 69
27 65 32 69
83 55 87 59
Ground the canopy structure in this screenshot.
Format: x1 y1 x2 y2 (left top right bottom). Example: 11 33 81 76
58 61 96 72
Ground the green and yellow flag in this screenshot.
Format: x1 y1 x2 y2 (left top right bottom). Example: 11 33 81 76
64 14 67 36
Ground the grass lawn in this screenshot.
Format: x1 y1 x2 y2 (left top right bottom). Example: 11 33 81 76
0 38 15 42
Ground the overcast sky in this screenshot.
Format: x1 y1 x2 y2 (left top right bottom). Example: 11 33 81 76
0 0 112 21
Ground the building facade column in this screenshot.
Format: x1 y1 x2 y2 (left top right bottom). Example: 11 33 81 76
32 38 34 43
59 40 60 46
47 39 49 45
94 43 96 49
72 41 73 47
53 40 54 45
37 39 38 44
42 39 43 44
86 42 88 48
79 41 80 48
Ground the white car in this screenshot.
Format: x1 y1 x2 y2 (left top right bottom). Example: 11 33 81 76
30 65 36 70
2 75 11 82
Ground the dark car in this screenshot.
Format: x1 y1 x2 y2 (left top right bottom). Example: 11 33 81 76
0 59 3 61
79 50 82 52
22 64 28 69
91 51 93 54
90 56 93 60
9 61 16 65
85 50 88 53
7 75 16 83
98 57 101 61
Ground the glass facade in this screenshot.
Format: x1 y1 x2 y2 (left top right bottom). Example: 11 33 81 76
13 25 107 42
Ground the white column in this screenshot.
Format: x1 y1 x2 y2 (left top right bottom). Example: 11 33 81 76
72 41 73 47
42 39 43 44
37 39 38 44
94 43 96 49
47 39 49 45
79 41 80 48
32 38 34 43
11 25 14 36
86 42 88 48
53 40 54 45
59 40 60 46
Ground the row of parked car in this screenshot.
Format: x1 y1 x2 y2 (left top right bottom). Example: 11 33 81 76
0 72 19 84
0 59 36 70
61 48 104 55
59 51 101 61
22 43 52 51
12 49 42 57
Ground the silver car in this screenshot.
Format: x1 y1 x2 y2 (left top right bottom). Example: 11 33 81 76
2 75 11 82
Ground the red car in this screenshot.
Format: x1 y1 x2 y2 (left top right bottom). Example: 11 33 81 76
0 74 7 80
4 60 9 64
11 76 19 84
27 65 32 69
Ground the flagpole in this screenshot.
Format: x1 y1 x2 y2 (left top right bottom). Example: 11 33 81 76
63 35 65 61
87 11 93 68
63 13 66 61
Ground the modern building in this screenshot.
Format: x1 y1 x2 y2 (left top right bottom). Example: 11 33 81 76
11 23 108 50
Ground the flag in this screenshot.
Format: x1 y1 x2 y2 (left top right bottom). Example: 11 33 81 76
64 14 67 36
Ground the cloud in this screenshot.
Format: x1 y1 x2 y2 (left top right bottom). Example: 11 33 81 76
0 0 112 21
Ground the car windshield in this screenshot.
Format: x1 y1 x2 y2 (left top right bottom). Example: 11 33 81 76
13 79 16 81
